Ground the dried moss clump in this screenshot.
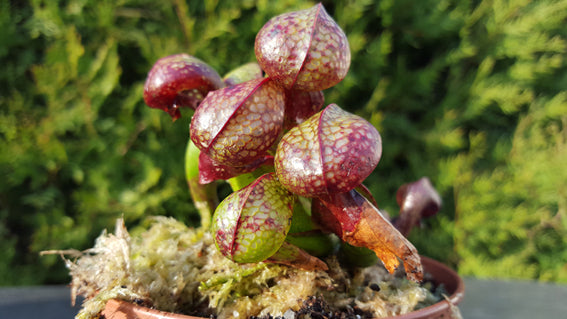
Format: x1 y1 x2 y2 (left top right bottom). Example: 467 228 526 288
49 217 441 319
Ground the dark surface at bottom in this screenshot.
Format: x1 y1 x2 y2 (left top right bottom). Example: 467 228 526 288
0 286 81 319
1 279 567 319
459 278 567 319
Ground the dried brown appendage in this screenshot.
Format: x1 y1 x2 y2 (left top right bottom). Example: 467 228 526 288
143 54 224 120
190 77 285 167
393 177 442 237
266 241 328 271
255 3 350 91
312 189 423 282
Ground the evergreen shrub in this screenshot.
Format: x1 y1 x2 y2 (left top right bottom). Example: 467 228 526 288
0 0 565 284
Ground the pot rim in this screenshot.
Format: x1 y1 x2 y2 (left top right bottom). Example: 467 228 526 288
382 256 465 319
101 255 465 319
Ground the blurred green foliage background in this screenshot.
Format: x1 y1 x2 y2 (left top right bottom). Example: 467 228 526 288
1 0 566 285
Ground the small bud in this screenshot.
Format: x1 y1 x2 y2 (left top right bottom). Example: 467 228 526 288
275 104 381 197
143 54 224 120
212 173 294 263
255 3 350 91
190 78 285 167
394 177 442 236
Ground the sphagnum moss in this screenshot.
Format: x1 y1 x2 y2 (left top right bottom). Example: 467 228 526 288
47 217 441 319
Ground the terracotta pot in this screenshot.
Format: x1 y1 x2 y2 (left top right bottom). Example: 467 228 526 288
101 256 464 319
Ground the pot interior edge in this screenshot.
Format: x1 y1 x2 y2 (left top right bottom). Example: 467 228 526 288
102 256 465 319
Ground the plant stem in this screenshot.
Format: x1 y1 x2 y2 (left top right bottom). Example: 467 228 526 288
187 178 218 229
226 164 275 191
185 139 218 229
226 173 258 192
